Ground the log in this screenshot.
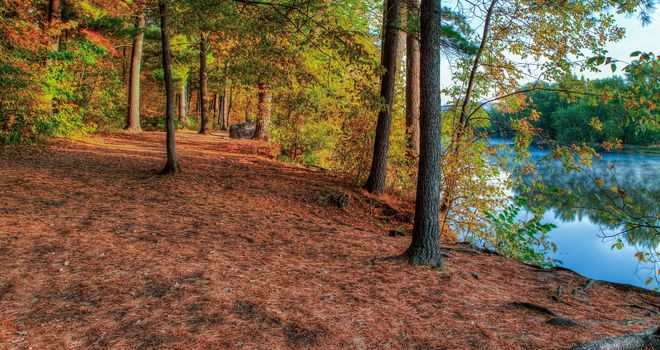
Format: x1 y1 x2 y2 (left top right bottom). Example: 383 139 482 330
570 327 659 350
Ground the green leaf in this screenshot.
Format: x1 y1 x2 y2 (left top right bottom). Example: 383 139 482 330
610 63 616 72
630 51 641 57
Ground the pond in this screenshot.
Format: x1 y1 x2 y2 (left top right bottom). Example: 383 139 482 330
494 139 660 290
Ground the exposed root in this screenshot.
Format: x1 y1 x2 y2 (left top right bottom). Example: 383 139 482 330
442 246 482 255
508 302 559 317
547 317 590 329
553 285 564 302
573 279 596 295
570 327 659 350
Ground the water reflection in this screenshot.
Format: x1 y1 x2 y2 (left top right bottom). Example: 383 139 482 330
504 142 660 289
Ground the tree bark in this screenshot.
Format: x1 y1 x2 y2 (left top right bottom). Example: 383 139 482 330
179 84 187 128
253 81 271 140
245 94 252 123
189 88 197 117
214 94 222 129
125 12 145 132
364 0 402 194
121 47 128 83
221 93 229 130
404 0 443 267
159 0 180 175
198 32 210 134
227 82 234 126
406 0 421 154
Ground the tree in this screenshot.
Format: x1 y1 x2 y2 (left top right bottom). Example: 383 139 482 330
125 11 145 132
405 0 443 267
253 81 271 140
405 0 420 154
179 83 188 127
159 0 180 175
198 32 210 134
47 0 62 51
364 0 403 194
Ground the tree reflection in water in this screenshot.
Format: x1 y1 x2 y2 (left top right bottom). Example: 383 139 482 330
511 147 659 288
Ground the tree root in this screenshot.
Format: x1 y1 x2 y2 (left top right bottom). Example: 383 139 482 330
442 246 481 255
570 327 659 350
508 302 559 317
573 279 596 295
367 254 407 265
553 285 564 302
547 317 590 329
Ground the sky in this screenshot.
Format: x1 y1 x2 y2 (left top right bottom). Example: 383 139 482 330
584 12 660 79
439 11 660 99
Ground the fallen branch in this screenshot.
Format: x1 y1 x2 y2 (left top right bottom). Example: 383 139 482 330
570 327 659 350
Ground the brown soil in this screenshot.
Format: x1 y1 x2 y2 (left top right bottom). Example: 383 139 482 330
0 131 657 349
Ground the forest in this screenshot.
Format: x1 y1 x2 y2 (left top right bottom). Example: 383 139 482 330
489 77 660 147
1 0 659 349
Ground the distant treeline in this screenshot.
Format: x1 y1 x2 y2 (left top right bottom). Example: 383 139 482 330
489 77 659 146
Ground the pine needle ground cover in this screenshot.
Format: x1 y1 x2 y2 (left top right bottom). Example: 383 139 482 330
0 131 658 349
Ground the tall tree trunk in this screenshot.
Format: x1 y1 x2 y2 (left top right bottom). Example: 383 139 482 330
189 88 197 117
198 32 210 134
121 47 128 83
179 84 187 128
252 81 271 140
125 12 145 132
440 0 497 231
214 94 222 129
406 0 421 154
364 0 402 194
245 95 252 123
159 0 180 175
405 0 442 267
222 92 229 130
47 0 62 51
227 82 235 126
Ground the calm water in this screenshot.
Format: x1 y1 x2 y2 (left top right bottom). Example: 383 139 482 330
494 139 660 290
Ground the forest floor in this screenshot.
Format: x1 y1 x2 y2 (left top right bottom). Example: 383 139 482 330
0 131 658 350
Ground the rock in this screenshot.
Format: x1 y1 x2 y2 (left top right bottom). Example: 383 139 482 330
229 122 256 139
315 192 350 209
388 230 407 237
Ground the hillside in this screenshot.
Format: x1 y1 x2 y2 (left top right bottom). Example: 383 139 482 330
0 131 658 349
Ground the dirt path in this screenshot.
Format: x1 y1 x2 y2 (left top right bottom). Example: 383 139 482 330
0 131 657 349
